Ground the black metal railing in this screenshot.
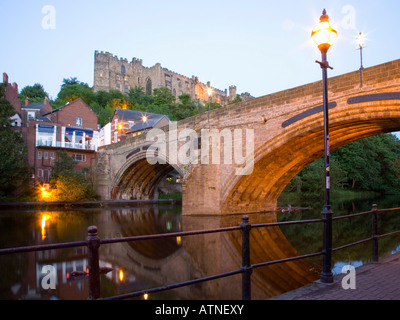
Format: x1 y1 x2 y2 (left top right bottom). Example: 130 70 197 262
1 204 400 300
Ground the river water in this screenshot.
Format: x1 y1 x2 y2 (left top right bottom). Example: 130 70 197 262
1 195 400 300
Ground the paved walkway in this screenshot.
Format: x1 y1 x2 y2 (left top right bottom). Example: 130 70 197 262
271 253 400 300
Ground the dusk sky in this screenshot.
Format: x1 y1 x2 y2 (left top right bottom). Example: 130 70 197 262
1 0 399 101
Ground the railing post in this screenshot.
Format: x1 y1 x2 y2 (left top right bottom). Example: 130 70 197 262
321 206 333 283
372 204 379 263
87 226 101 300
241 215 252 300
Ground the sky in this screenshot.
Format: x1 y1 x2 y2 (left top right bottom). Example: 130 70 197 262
1 0 400 101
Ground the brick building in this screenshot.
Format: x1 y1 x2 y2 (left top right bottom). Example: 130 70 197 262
3 73 100 186
29 99 99 184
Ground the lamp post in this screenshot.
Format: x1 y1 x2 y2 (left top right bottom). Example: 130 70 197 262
207 82 212 122
311 9 337 284
356 32 366 87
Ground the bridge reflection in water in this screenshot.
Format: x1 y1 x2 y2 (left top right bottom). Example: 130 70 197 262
0 205 319 300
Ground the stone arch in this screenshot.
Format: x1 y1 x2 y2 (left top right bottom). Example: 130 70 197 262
111 150 184 200
220 97 400 214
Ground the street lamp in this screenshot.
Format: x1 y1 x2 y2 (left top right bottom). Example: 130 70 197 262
356 32 366 87
312 9 337 284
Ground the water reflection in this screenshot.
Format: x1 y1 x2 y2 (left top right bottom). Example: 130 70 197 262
277 194 400 274
0 205 322 300
2 197 399 300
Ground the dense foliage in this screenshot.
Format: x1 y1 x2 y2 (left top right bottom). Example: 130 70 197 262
0 82 30 200
284 134 400 197
49 150 99 202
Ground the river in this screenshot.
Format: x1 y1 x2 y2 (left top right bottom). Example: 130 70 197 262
1 195 400 300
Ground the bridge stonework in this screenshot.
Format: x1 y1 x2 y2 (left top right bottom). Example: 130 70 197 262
93 59 400 215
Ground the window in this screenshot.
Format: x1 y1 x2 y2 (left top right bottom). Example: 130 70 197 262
38 151 42 159
50 152 54 160
72 154 86 162
124 86 129 93
28 111 36 121
65 133 72 143
38 169 43 177
44 152 48 160
75 117 82 127
74 132 83 145
121 65 126 74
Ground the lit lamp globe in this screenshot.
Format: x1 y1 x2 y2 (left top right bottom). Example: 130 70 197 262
311 9 338 53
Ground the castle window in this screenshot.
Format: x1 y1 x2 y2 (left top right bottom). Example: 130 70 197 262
121 65 126 74
116 75 120 82
124 86 129 93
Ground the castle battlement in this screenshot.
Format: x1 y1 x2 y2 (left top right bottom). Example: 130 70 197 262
93 50 252 105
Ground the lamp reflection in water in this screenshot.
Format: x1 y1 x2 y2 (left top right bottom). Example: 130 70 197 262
41 214 51 240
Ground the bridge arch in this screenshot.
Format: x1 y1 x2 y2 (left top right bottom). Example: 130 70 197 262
111 150 184 200
221 95 400 214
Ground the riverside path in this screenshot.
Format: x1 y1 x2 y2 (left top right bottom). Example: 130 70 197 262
270 252 400 300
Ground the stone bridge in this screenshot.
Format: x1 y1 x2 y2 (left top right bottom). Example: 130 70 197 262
94 59 400 215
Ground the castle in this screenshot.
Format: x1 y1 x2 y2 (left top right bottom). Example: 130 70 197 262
93 51 253 105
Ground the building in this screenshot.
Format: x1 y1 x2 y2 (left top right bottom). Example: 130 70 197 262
93 51 253 106
3 74 100 186
102 108 170 145
29 99 99 184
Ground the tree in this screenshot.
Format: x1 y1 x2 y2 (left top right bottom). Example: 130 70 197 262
0 82 29 199
18 83 48 103
53 78 95 108
173 93 200 120
152 87 175 106
228 95 242 105
128 86 153 110
50 150 99 201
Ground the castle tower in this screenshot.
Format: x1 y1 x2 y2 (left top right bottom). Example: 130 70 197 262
229 85 237 101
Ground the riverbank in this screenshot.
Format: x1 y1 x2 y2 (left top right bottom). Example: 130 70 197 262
0 199 182 211
278 189 380 207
